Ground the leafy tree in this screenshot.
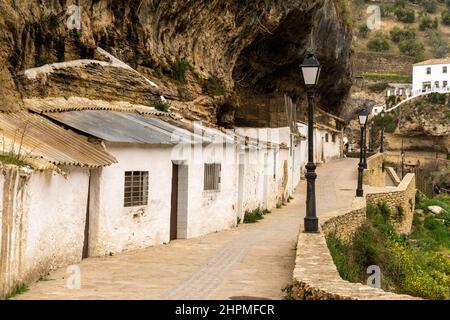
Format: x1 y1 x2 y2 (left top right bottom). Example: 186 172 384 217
358 24 370 38
442 10 450 25
394 7 416 23
394 0 406 8
390 26 416 43
426 30 449 58
367 33 390 52
420 0 437 13
398 38 425 59
380 4 394 17
446 0 450 9
419 14 438 30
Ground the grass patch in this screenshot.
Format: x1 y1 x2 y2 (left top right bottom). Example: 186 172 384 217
170 58 196 83
204 76 226 96
326 200 450 299
362 72 412 83
368 82 389 93
281 284 295 300
0 154 27 166
243 207 269 223
152 102 171 112
6 283 29 299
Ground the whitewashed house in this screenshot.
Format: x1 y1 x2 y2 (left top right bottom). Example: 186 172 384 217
1 95 344 298
0 110 116 298
412 58 450 92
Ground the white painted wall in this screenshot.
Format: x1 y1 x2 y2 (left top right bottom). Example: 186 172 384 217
0 166 89 296
22 168 89 278
88 144 174 256
181 143 238 238
412 63 450 92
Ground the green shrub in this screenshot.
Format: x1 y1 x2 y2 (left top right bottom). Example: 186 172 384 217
367 33 390 52
358 24 370 38
426 30 449 58
389 26 416 43
203 76 226 96
446 0 450 9
419 14 438 30
373 112 398 133
327 202 450 299
420 0 437 14
170 58 191 83
153 102 171 112
394 0 406 8
380 3 395 17
6 283 29 299
243 207 265 223
442 10 450 25
368 82 389 93
394 7 415 23
398 38 425 59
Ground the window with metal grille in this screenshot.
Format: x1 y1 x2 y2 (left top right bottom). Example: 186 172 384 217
426 67 431 75
332 134 336 143
443 66 447 74
204 163 221 191
124 171 149 207
325 133 329 143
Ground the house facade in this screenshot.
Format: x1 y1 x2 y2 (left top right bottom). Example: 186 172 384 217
412 58 450 92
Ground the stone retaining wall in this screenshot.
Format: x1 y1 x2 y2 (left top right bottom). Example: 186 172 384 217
366 173 416 234
292 231 416 300
363 153 385 187
320 202 366 245
292 173 418 300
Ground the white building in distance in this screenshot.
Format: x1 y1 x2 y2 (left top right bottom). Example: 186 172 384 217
412 58 450 92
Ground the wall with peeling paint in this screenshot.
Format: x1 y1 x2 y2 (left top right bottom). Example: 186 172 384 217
0 166 89 298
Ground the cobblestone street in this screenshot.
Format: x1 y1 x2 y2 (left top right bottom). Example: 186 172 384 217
16 158 358 300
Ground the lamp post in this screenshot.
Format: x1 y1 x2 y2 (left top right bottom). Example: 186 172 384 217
356 108 368 197
370 120 374 153
401 139 405 179
300 51 321 233
363 119 368 169
380 108 385 153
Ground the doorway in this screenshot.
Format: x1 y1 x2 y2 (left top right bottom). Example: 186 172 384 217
82 171 92 259
170 163 179 240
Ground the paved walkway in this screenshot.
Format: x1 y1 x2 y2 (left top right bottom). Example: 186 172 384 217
16 158 358 300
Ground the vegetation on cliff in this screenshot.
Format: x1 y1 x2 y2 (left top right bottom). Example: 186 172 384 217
351 0 450 60
326 197 450 299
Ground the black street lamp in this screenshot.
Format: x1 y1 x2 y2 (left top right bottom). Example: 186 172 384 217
363 120 368 169
380 108 385 153
401 138 405 179
356 108 368 197
370 120 374 153
300 51 321 233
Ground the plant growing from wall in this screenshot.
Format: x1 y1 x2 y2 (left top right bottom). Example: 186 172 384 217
170 58 194 83
5 283 29 299
203 76 227 96
0 123 32 167
243 207 265 223
152 102 171 112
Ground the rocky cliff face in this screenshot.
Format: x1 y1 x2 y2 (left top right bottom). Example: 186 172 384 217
0 0 352 126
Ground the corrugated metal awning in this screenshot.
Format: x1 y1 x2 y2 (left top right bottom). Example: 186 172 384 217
0 111 117 169
46 110 205 144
